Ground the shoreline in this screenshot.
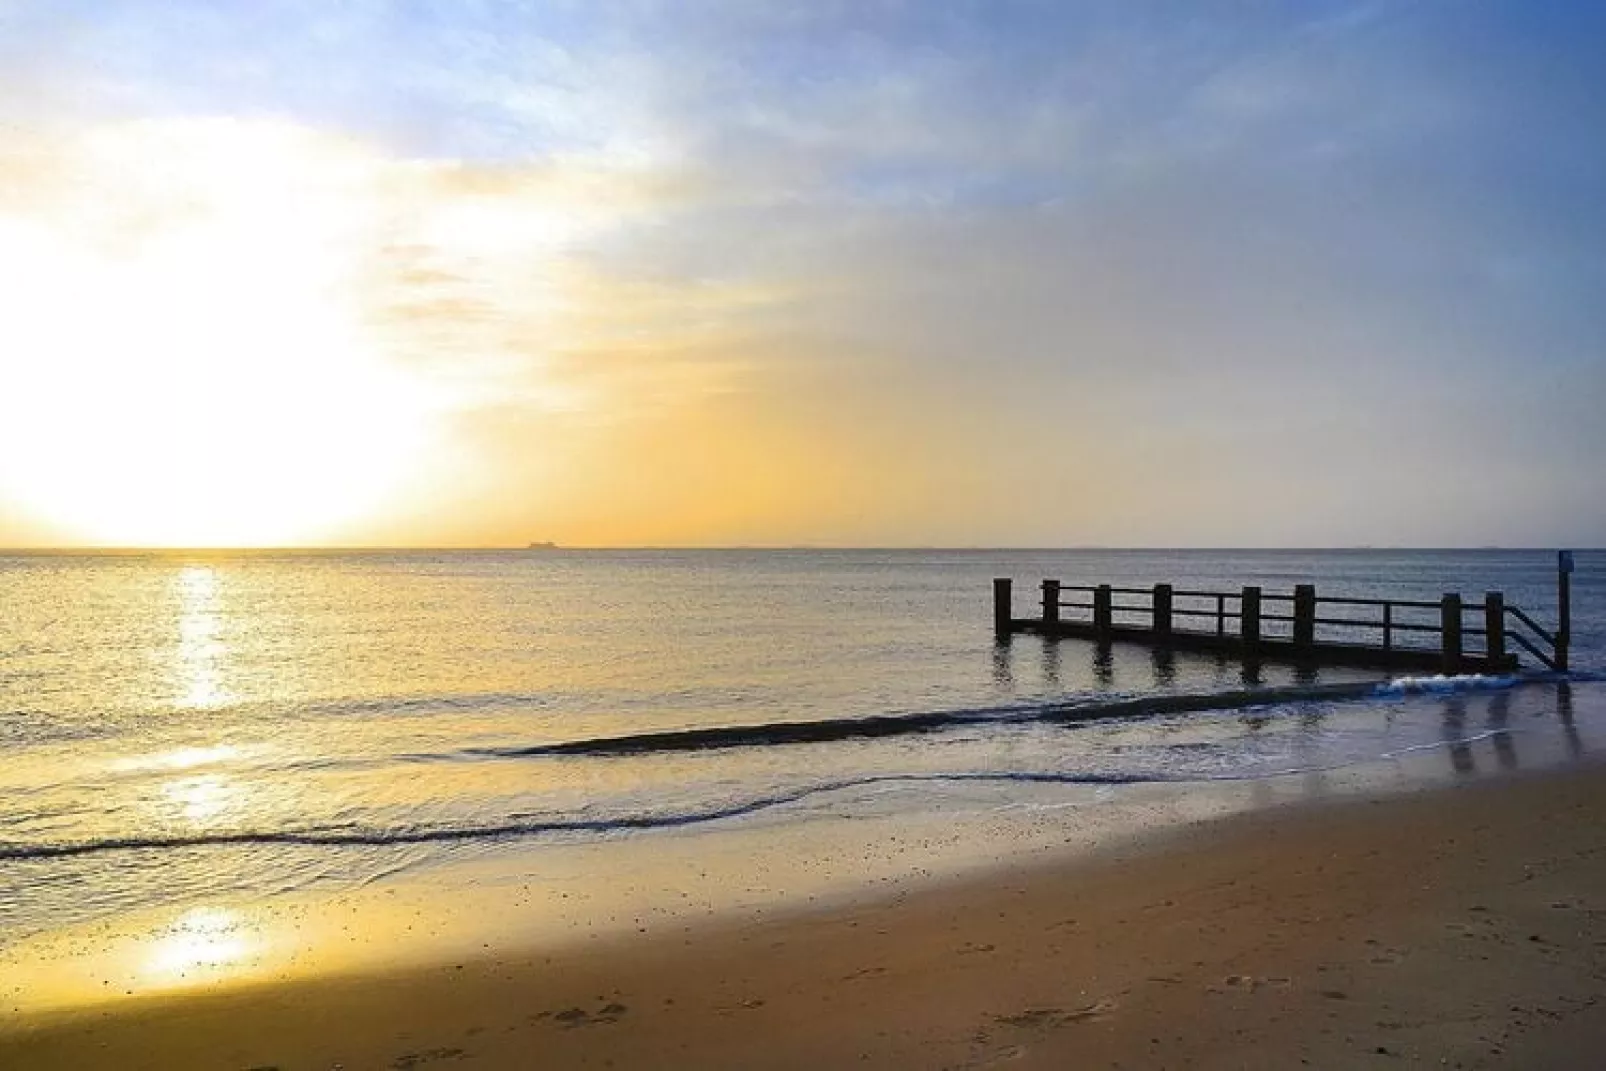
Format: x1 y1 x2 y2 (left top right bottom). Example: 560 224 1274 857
7 759 1606 1068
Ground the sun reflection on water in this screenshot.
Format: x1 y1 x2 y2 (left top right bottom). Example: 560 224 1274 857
161 773 241 823
174 565 230 709
113 743 242 773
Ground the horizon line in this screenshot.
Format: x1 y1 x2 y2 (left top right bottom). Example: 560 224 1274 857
0 544 1593 554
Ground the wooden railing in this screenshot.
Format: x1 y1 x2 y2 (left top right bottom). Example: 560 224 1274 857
994 579 1567 673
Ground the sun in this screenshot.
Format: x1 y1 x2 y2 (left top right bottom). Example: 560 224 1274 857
0 120 435 546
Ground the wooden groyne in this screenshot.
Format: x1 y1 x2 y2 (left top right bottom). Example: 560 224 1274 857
993 561 1573 675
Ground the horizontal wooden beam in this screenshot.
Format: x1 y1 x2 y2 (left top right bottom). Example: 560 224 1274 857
1010 618 1520 673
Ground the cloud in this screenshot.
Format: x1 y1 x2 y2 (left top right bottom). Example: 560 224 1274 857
1 2 1603 545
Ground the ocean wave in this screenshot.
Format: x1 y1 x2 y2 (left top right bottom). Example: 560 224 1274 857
293 690 562 718
428 677 1543 760
1374 673 1519 694
0 771 1189 861
0 727 1520 864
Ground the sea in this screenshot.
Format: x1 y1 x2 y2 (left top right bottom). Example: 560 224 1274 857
1 548 1602 985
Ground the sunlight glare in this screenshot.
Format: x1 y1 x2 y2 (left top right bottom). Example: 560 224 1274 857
145 907 254 979
112 744 243 773
174 565 229 708
0 119 435 546
161 774 240 824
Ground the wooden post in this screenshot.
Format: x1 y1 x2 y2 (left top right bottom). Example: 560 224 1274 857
1215 593 1225 636
1382 602 1393 652
1094 584 1112 638
993 578 1012 640
1293 584 1316 650
1558 550 1572 672
1152 583 1173 638
1041 579 1060 628
1241 586 1261 649
1441 593 1463 674
1484 591 1506 669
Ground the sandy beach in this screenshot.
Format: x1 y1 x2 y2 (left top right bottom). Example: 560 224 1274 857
5 760 1603 1069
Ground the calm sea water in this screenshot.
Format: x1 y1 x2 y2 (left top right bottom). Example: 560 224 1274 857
1 548 1601 942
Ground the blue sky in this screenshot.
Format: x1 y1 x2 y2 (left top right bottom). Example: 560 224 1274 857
0 1 1602 545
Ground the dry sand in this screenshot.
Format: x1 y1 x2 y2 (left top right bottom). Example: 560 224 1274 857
6 763 1606 1069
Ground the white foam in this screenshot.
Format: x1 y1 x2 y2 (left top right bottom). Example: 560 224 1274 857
1374 673 1518 696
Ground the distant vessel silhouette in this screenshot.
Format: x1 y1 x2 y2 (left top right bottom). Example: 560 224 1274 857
526 541 561 550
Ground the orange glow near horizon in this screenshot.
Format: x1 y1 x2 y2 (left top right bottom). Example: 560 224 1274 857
0 118 1071 551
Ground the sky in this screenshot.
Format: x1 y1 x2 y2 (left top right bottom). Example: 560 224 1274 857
0 0 1602 548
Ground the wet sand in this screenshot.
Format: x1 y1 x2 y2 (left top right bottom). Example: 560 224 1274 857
6 761 1606 1069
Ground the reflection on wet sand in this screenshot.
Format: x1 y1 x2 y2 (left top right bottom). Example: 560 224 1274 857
1488 691 1519 771
1427 686 1594 778
1443 696 1475 775
1558 681 1583 758
145 907 254 980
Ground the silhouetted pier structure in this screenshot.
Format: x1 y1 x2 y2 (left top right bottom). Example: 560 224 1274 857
994 560 1573 675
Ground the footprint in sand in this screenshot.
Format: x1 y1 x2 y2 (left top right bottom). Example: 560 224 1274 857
546 1001 629 1028
1217 974 1292 993
715 997 767 1014
968 1008 1114 1071
390 1047 468 1069
843 966 888 980
971 1043 1028 1065
993 999 1116 1029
